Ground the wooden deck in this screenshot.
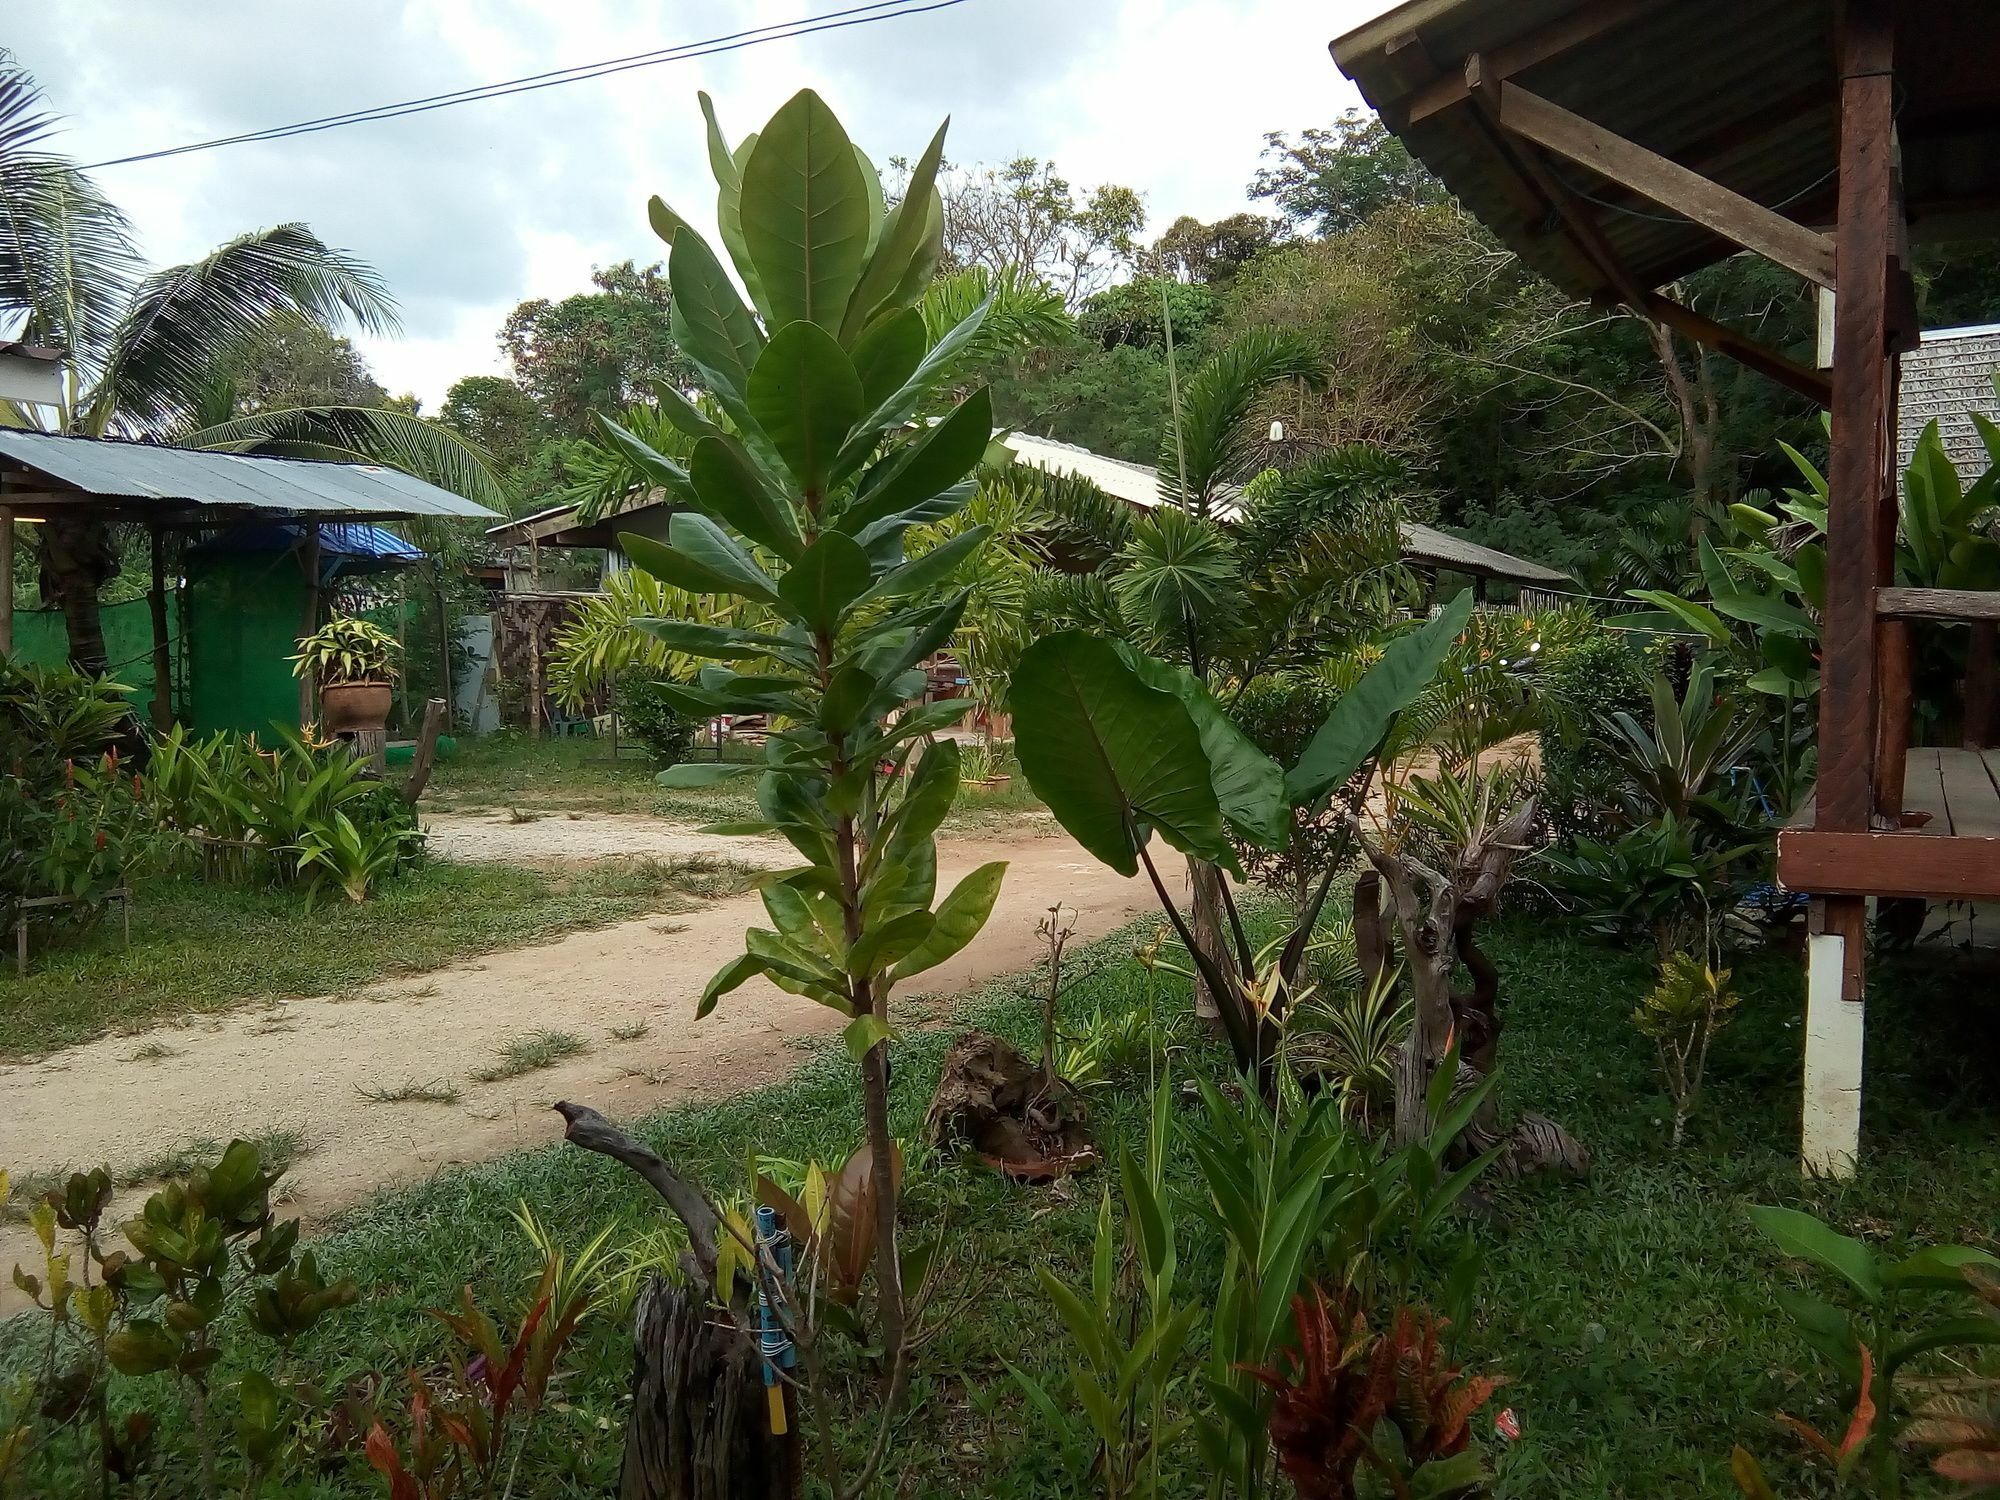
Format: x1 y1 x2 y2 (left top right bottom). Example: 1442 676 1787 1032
1778 748 2000 901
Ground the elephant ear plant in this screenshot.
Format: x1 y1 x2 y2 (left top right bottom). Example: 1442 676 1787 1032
550 89 1001 1497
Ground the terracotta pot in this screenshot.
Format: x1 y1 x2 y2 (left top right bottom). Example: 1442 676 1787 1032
318 680 393 733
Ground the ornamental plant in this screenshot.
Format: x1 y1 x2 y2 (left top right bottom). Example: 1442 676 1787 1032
571 87 1004 1495
288 615 401 686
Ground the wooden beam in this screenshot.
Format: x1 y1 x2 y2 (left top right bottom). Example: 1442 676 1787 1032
1874 617 1912 825
1877 587 2000 621
1644 294 1833 408
1402 0 1664 124
1816 0 1899 833
1495 82 1837 288
1779 827 2000 902
0 506 11 657
148 524 173 728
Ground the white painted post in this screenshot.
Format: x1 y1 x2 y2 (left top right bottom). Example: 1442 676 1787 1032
1801 931 1864 1176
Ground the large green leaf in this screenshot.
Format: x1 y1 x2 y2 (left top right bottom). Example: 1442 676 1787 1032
697 92 767 315
1116 646 1287 852
855 525 989 606
747 320 863 497
1010 632 1232 875
833 294 993 480
633 617 804 665
1285 591 1474 807
849 307 928 410
888 861 1007 984
839 387 993 536
1747 1206 1881 1302
842 117 949 341
689 433 803 561
738 89 872 332
1625 589 1731 644
667 230 763 411
621 520 779 606
1712 591 1816 639
592 416 697 506
777 531 873 633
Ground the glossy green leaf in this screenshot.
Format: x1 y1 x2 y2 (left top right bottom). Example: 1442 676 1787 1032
848 909 936 976
594 416 697 505
696 952 765 1018
649 378 724 442
646 195 686 247
840 387 994 536
855 524 990 606
1747 1205 1881 1301
665 512 781 603
1117 646 1287 851
697 92 766 314
1010 632 1231 875
747 320 864 497
1625 589 1731 643
667 230 763 412
888 860 1007 983
738 89 872 331
634 617 802 665
843 117 948 340
842 1013 895 1062
105 1321 179 1377
1883 1244 2000 1291
848 307 927 410
778 530 873 633
834 293 993 478
689 433 803 560
1712 591 1816 638
1286 590 1473 807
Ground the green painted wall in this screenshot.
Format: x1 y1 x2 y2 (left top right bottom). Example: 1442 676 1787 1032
9 596 178 727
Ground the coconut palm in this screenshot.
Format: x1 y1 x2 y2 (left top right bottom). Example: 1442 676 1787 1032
0 56 503 674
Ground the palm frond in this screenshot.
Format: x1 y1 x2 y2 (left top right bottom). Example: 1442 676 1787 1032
1023 569 1125 641
89 223 398 433
999 460 1131 560
564 397 703 524
183 404 506 513
920 263 1068 377
1112 505 1241 659
1159 328 1323 516
0 59 139 383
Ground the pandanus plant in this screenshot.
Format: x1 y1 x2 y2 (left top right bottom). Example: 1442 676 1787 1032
552 89 1002 1496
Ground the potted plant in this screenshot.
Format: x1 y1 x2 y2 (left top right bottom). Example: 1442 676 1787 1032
291 616 400 733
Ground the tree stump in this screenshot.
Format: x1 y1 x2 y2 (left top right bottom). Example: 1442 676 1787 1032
618 1274 800 1500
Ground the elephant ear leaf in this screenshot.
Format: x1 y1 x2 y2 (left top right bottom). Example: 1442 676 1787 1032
1115 645 1287 852
1009 632 1232 877
1285 590 1474 808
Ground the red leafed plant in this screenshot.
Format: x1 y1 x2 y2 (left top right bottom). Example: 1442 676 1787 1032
1246 1286 1505 1499
1905 1266 2000 1491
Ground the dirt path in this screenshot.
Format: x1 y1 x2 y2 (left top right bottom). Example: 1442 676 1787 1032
0 829 1160 1295
422 810 800 868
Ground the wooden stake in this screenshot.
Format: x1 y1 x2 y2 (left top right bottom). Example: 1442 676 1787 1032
298 523 322 729
0 505 13 658
148 523 173 727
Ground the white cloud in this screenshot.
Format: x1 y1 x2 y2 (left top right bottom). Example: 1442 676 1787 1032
22 0 1381 408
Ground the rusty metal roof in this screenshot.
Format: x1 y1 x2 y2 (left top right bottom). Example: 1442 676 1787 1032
0 429 498 519
1333 0 2000 303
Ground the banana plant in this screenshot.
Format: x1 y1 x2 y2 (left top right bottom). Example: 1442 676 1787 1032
1008 593 1473 1079
578 88 1002 1492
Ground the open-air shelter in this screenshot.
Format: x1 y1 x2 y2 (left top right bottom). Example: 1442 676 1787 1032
1335 0 2000 1172
0 429 498 732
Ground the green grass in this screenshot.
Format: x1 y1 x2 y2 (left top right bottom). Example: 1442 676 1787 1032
0 856 755 1059
4 1126 316 1222
355 1076 464 1105
14 915 1995 1497
470 1028 589 1083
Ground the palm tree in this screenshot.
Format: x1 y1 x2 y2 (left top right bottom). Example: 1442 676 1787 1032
0 55 502 674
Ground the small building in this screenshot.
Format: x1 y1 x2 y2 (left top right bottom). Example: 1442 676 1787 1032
0 430 498 735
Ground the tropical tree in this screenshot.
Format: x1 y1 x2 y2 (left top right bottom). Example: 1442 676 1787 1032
0 57 502 675
554 88 1001 1496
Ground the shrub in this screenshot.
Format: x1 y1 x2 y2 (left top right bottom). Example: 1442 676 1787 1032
1228 674 1356 905
288 614 400 686
615 668 699 767
1537 631 1651 844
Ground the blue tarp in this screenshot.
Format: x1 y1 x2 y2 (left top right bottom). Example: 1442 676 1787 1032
190 521 425 581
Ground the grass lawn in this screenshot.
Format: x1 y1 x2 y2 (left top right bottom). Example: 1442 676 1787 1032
0 856 752 1059
15 911 1980 1498
433 729 1048 835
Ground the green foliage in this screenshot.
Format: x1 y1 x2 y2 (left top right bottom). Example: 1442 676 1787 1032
1250 111 1443 236
1542 815 1757 961
0 658 133 763
1603 665 1760 830
1632 953 1740 1146
1537 631 1653 844
3 1140 358 1498
1077 275 1218 352
613 668 699 767
498 259 694 433
1741 1205 2000 1493
287 614 401 686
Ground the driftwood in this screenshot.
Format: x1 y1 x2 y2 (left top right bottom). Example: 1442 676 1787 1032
923 1032 1096 1181
555 1102 801 1498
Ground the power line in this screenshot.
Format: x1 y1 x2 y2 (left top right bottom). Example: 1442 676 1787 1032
81 0 969 171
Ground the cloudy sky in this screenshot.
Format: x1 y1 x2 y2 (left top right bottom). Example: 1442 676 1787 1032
24 0 1385 409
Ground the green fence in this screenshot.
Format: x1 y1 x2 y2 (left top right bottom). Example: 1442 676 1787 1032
10 595 179 727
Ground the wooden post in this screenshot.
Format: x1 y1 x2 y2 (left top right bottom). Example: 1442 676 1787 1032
1874 617 1912 824
400 698 448 804
148 523 173 727
528 601 545 740
1801 0 1898 1180
0 505 13 657
298 523 322 729
434 560 453 720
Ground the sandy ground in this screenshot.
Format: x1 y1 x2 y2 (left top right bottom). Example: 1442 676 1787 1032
0 820 1161 1298
422 809 799 868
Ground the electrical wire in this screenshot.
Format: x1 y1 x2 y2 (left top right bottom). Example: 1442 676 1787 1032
80 0 970 170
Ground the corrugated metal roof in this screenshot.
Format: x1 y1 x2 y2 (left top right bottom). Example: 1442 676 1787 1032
1898 326 2000 484
1332 0 2000 304
1002 432 1572 586
0 429 498 519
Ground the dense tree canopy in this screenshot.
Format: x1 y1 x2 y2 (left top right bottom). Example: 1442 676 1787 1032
496 259 692 434
213 313 390 414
